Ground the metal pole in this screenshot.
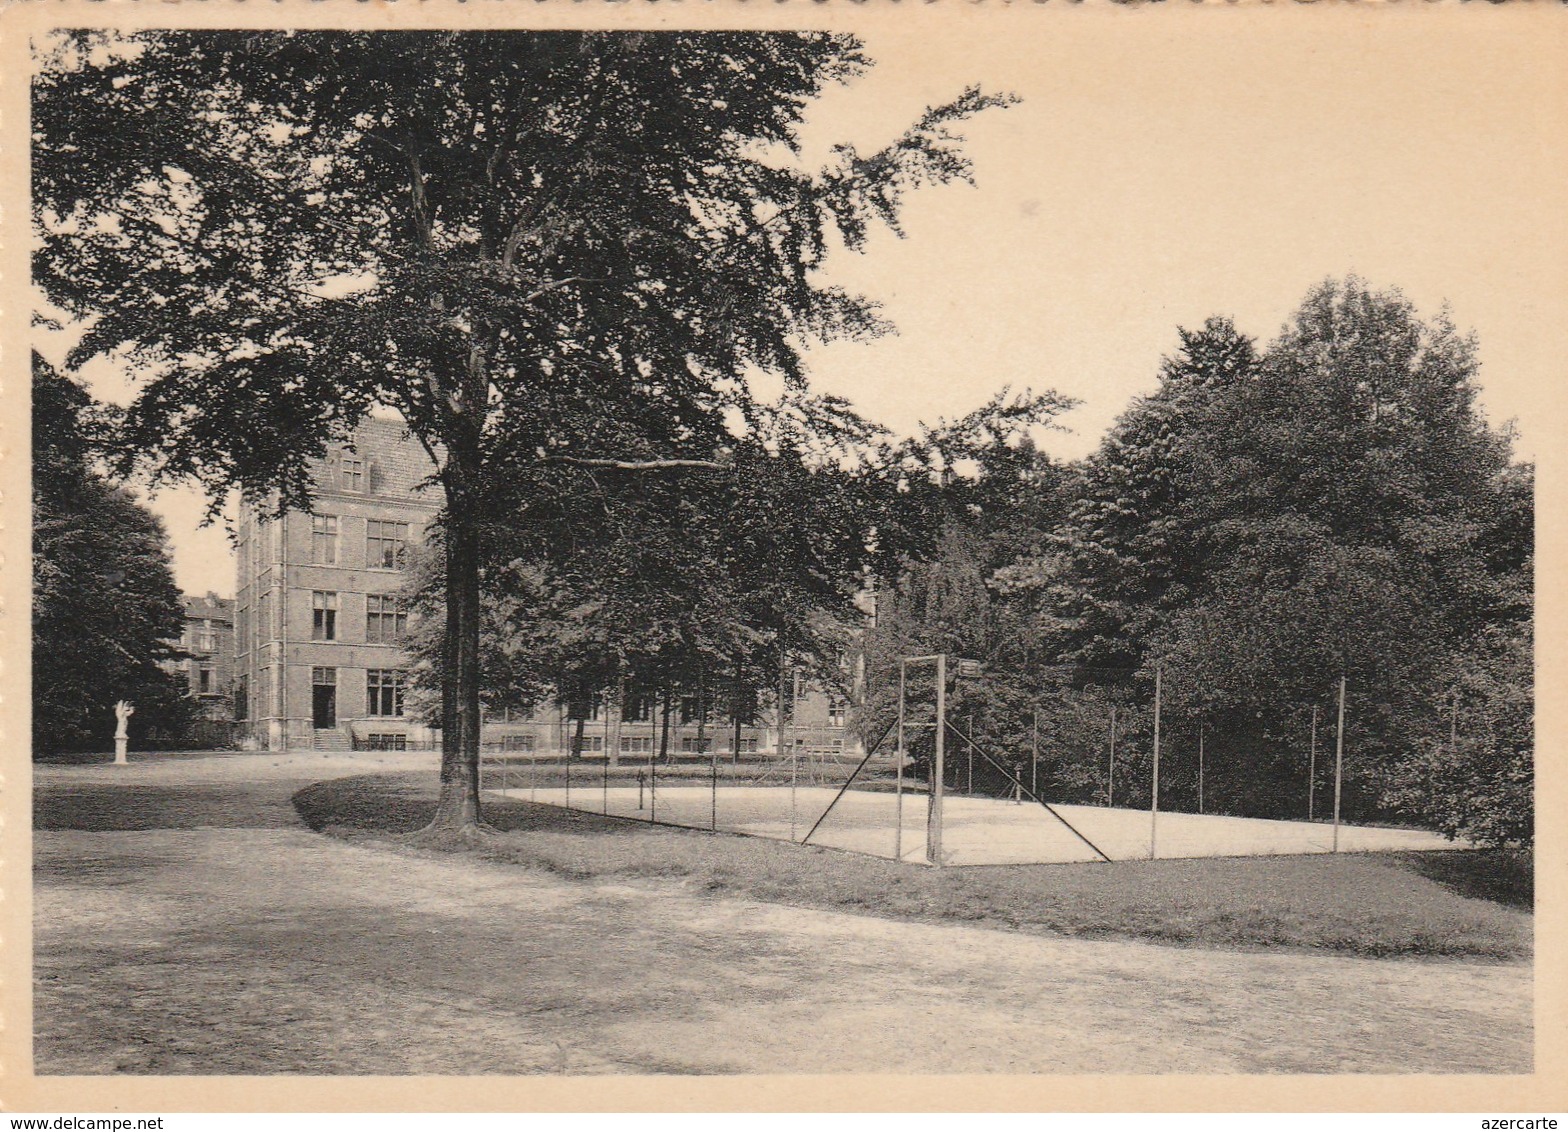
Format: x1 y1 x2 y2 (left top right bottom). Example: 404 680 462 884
1308 704 1318 821
1333 674 1346 853
565 745 571 810
966 712 974 795
895 659 906 862
1150 666 1161 860
710 741 718 831
1198 723 1204 816
649 737 657 823
1108 706 1116 808
790 731 799 842
1030 708 1038 799
603 751 610 816
928 654 946 866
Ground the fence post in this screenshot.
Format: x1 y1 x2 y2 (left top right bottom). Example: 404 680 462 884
1332 674 1346 853
1150 665 1162 861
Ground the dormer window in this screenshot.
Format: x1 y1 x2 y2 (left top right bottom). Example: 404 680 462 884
341 455 365 492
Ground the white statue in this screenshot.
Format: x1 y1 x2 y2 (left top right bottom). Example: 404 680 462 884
113 700 134 765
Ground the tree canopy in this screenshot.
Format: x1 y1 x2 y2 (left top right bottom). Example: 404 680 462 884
34 30 1016 828
32 353 189 754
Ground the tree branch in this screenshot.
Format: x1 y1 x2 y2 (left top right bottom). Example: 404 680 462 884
542 455 728 472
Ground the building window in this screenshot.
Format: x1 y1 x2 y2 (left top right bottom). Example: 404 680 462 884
501 734 536 753
311 514 339 564
341 455 365 493
365 594 408 643
620 736 653 754
366 520 409 570
732 738 758 754
367 669 406 717
235 675 248 721
623 695 655 723
680 737 712 754
571 736 605 754
827 696 849 728
311 591 338 641
565 694 602 722
199 668 212 694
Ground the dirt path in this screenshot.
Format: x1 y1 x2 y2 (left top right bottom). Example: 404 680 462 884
33 754 1532 1075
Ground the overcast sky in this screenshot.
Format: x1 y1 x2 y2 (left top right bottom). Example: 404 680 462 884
64 14 1567 598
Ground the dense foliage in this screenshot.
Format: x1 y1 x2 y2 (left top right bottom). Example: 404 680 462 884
32 353 190 754
871 280 1531 843
34 30 1014 827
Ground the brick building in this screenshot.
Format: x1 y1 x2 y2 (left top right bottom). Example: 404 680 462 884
234 416 441 751
234 415 861 758
165 591 235 721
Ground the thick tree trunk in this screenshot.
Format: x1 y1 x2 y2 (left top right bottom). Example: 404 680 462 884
427 505 486 833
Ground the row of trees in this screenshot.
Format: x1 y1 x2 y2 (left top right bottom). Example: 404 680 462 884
32 29 1018 831
861 281 1532 845
32 32 1531 843
32 353 192 753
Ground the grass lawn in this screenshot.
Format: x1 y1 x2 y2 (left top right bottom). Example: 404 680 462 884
294 771 1530 962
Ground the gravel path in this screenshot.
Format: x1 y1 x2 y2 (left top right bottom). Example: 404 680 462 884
33 753 1532 1075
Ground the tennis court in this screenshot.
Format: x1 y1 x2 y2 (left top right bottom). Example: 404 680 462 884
489 782 1467 865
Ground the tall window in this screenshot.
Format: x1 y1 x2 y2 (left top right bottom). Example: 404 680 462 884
365 594 408 643
199 668 213 694
366 520 408 570
311 514 339 564
311 591 338 641
827 696 849 728
340 455 364 492
235 675 248 721
367 669 406 717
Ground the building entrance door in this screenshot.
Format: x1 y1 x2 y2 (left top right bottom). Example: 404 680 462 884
313 685 336 730
311 666 337 730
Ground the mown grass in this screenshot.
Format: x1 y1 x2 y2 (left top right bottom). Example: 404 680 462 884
294 771 1531 962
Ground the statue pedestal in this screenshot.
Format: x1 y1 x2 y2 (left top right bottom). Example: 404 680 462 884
114 737 128 765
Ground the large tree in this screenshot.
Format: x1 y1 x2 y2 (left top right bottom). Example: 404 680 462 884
32 353 188 754
34 31 1013 832
1041 280 1532 831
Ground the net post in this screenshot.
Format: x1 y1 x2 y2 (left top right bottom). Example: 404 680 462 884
895 659 906 862
1198 722 1205 816
1309 704 1318 821
1108 705 1116 808
1150 664 1161 861
1333 674 1346 853
1030 708 1038 800
927 654 946 867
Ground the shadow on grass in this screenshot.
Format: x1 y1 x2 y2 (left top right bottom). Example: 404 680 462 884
36 783 309 831
294 772 1533 962
1399 849 1533 911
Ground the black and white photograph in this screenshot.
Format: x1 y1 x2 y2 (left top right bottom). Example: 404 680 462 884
5 0 1563 1114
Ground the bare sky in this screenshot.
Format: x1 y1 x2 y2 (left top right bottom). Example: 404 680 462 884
67 11 1568 598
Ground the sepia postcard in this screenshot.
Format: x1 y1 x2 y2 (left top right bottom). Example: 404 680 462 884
2 0 1565 1116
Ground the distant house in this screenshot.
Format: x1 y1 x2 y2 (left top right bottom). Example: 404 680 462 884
166 591 236 721
232 416 862 758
